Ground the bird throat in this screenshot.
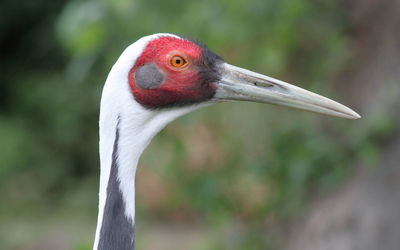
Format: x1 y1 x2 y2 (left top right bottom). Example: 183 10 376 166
97 126 136 250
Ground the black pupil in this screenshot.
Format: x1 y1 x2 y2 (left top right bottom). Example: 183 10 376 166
175 58 181 64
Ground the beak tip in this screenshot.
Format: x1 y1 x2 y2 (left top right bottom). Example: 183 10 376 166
346 110 361 120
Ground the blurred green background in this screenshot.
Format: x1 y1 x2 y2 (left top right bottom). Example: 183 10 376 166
1 0 399 249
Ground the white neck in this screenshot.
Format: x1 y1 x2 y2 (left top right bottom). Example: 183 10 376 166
93 34 205 250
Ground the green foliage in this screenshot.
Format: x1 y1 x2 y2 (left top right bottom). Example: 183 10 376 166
1 0 396 249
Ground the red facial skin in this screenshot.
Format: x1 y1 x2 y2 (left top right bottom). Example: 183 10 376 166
128 36 218 108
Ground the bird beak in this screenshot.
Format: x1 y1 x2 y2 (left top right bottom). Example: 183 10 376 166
214 63 360 119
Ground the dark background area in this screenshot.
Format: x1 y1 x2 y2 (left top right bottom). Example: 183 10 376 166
0 0 399 249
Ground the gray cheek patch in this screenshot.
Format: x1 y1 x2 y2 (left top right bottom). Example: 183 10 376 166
134 64 164 89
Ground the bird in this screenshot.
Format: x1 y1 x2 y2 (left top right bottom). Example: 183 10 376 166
93 33 360 250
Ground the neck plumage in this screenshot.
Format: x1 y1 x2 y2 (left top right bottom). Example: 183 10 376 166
94 104 198 250
93 84 200 250
96 118 136 249
94 113 144 250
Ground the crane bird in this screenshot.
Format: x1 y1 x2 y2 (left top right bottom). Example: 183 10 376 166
94 33 360 250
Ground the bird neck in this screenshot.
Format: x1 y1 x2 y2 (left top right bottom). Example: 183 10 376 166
94 87 201 250
94 105 199 250
94 115 136 250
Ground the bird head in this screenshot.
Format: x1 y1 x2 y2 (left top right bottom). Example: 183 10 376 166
128 35 221 108
101 33 360 145
111 33 360 119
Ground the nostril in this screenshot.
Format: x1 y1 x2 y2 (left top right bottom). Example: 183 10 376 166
252 80 273 88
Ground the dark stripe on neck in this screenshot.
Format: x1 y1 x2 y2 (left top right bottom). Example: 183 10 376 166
98 124 135 250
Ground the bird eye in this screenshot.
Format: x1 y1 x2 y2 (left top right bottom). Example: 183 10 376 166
170 55 187 68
